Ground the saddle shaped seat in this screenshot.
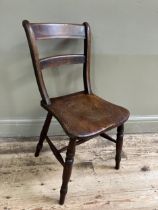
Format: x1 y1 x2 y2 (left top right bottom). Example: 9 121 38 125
42 91 129 139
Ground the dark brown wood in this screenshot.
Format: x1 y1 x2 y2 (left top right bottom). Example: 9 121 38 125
43 92 129 139
83 22 92 94
22 20 51 105
46 136 65 167
22 20 130 205
100 133 116 143
40 54 85 70
31 23 85 40
115 124 124 170
59 138 90 153
35 112 52 157
59 139 76 205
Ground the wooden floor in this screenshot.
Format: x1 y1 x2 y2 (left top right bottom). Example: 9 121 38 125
0 134 158 210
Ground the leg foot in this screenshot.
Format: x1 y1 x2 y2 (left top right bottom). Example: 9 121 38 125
35 143 43 157
35 112 52 157
115 124 124 170
59 139 76 205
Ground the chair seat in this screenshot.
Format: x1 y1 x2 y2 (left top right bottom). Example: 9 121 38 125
42 92 129 139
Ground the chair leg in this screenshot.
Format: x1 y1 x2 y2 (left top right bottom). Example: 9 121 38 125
115 124 124 170
35 112 52 157
59 139 76 205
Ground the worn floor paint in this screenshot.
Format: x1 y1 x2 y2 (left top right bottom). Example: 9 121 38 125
0 134 158 210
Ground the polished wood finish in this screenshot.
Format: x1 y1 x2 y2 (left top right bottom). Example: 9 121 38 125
42 92 129 139
22 20 130 205
40 54 85 70
31 23 85 39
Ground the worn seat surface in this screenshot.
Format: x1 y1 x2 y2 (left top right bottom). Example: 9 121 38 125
42 92 129 139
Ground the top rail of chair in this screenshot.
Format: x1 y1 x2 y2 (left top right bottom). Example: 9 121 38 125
25 21 86 39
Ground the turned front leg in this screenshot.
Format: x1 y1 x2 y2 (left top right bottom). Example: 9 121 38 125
115 124 124 170
59 139 76 205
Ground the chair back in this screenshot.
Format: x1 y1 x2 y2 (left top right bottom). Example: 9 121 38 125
22 20 92 105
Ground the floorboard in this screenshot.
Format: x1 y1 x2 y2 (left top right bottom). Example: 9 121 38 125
0 134 158 210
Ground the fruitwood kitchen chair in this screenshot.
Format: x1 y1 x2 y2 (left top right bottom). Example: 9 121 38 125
22 20 130 205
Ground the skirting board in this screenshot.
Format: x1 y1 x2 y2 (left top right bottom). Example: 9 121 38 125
0 115 158 137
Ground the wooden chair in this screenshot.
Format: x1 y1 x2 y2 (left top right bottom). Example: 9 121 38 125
22 20 130 205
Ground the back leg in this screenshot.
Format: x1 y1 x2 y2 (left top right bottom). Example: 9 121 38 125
35 112 52 157
115 124 124 169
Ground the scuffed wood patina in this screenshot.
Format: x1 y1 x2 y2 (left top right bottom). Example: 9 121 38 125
22 20 129 204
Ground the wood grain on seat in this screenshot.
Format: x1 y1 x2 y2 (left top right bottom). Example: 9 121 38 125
42 92 129 139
